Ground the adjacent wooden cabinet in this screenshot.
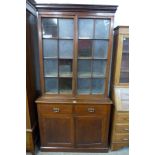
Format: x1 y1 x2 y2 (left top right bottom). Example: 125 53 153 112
26 9 38 155
34 3 118 152
110 26 129 150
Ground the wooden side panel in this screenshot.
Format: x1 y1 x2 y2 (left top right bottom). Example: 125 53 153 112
26 95 31 129
26 132 34 151
26 11 38 127
26 7 40 154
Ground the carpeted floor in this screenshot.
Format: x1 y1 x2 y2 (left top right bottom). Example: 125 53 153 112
26 147 129 155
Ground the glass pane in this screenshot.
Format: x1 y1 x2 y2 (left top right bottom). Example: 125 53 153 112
45 77 58 93
59 78 72 93
59 60 72 77
42 18 58 38
95 19 110 39
59 19 74 38
78 40 92 58
59 40 73 58
120 72 129 83
92 60 106 77
93 40 108 58
78 60 91 77
121 54 129 71
120 37 129 83
123 37 129 53
44 60 58 77
92 79 104 94
78 78 91 94
79 19 94 39
43 39 58 58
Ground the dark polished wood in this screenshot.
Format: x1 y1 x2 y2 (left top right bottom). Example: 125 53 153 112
37 103 111 152
34 4 117 152
35 4 118 13
26 2 40 154
40 147 109 152
38 114 74 147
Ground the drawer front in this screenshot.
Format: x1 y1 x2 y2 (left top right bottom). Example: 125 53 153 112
111 142 129 150
38 104 72 115
116 113 129 123
115 124 129 133
75 105 110 115
113 133 129 143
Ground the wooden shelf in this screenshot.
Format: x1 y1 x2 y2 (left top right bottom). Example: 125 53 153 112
59 73 72 78
78 57 92 59
78 38 109 40
44 57 58 59
44 75 58 78
43 35 73 40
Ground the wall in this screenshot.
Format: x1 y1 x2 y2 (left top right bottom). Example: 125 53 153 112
35 0 129 27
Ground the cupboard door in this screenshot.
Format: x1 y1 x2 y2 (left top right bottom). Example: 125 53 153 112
39 114 74 147
75 116 108 147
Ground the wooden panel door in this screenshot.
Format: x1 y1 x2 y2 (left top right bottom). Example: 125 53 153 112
75 116 109 148
39 114 74 147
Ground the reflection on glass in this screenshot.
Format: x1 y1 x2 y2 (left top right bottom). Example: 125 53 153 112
59 78 72 93
123 37 129 53
121 54 129 71
42 18 57 38
93 40 108 58
59 40 73 58
78 40 92 58
59 60 72 77
44 60 58 77
43 39 58 58
120 37 129 83
78 60 91 77
59 19 74 38
79 19 94 38
45 77 58 93
95 19 110 39
78 78 91 94
92 60 106 77
92 78 104 94
120 72 129 83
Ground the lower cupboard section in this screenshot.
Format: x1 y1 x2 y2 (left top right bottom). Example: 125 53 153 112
37 103 111 152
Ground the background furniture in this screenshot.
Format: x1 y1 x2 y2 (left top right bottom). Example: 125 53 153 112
34 4 118 152
26 1 40 154
110 26 129 150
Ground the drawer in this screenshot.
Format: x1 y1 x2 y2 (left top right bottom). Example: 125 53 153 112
113 133 129 143
38 104 72 115
115 124 129 133
75 105 109 115
111 142 129 150
116 113 129 123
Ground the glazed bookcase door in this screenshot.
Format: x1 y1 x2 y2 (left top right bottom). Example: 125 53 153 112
39 15 113 96
42 17 74 94
77 18 111 95
119 35 129 84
